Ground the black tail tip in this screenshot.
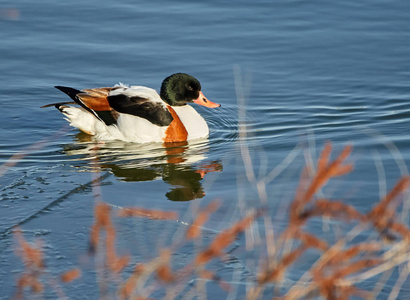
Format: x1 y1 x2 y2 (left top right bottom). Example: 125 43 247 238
54 86 83 102
54 86 67 93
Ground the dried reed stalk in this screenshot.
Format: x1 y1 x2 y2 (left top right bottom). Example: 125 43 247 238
13 229 45 298
186 200 220 240
11 136 410 300
60 268 82 283
259 143 410 299
195 209 262 266
156 249 175 283
258 245 308 284
90 202 129 273
13 228 82 298
118 207 178 220
118 264 145 299
289 143 353 228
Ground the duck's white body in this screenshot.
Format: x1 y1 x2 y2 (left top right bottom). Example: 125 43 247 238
56 85 210 143
61 102 209 143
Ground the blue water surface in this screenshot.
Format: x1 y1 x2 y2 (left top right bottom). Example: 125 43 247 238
1 0 410 298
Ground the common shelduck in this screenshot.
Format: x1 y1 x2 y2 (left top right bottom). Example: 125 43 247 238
43 73 220 143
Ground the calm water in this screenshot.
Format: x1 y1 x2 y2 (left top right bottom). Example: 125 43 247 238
1 0 410 298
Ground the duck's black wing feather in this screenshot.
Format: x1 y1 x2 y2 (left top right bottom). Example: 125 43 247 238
107 94 173 127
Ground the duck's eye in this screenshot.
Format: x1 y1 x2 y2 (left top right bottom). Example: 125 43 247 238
187 85 193 91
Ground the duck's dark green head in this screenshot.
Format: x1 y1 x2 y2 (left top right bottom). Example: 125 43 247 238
160 73 220 108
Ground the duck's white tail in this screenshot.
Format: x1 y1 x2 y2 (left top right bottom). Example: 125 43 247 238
57 105 98 135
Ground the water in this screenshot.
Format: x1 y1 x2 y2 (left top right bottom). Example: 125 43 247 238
1 0 410 298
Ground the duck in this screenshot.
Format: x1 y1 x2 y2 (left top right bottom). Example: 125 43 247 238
43 73 221 143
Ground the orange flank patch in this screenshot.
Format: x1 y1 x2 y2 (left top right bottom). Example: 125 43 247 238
78 87 117 111
163 106 188 143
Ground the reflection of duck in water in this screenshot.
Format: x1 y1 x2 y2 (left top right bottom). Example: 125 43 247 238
105 157 222 201
65 136 222 202
43 73 220 143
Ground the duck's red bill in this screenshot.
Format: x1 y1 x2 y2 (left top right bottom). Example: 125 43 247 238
193 91 221 108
